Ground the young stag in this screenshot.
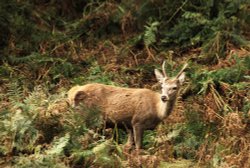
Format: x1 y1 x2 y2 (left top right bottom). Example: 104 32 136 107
68 62 187 149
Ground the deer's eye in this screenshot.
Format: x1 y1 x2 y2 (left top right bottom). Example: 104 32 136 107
172 87 177 90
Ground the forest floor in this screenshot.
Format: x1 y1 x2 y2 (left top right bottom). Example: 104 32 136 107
0 1 249 167
1 39 249 167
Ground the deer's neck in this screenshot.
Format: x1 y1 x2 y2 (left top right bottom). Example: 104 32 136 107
157 94 178 120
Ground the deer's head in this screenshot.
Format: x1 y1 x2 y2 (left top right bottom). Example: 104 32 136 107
154 62 187 102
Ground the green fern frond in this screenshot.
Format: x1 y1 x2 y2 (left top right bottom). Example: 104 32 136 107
47 133 70 155
143 21 160 46
182 11 209 25
6 81 24 104
23 85 48 108
92 140 122 167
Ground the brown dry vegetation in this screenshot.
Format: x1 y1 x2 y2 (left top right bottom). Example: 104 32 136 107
0 0 250 168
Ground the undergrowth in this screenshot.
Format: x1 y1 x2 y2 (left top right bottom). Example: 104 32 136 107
0 85 121 167
0 0 249 167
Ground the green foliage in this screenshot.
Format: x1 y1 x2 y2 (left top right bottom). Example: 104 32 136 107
1 52 80 90
92 140 123 167
172 111 207 159
47 133 70 155
143 130 157 149
0 83 124 167
0 0 249 167
243 100 250 116
0 106 38 155
5 81 24 103
12 130 70 168
189 55 249 94
160 0 249 61
13 154 68 168
210 143 226 168
144 20 160 47
71 61 116 85
0 0 51 58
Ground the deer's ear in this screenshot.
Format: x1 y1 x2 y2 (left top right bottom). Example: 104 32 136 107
74 91 86 105
154 69 164 83
178 72 185 85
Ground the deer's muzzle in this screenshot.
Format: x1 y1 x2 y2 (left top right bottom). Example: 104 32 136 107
161 95 169 102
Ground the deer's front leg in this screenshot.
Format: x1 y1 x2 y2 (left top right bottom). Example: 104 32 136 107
133 124 143 149
126 129 134 147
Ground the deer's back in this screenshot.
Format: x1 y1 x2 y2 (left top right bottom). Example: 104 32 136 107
78 83 160 125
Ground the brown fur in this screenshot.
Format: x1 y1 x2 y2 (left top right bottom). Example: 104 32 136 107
68 83 162 125
68 83 178 149
67 63 187 149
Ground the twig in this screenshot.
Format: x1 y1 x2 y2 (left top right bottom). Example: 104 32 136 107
145 45 157 61
129 49 139 66
166 0 188 25
205 104 224 120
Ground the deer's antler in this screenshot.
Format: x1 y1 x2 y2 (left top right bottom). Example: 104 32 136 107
162 61 168 78
176 63 188 78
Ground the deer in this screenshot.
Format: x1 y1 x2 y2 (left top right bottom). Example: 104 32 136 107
67 62 187 149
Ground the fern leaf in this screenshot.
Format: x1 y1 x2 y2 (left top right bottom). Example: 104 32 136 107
143 21 159 46
47 133 70 155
